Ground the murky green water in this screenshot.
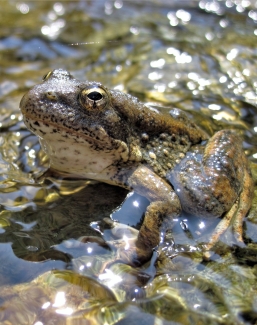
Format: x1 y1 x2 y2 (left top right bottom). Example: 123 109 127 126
0 0 257 324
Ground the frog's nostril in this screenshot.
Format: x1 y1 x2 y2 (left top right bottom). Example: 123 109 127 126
46 91 58 100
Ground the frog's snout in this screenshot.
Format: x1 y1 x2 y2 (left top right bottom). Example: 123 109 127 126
19 92 28 113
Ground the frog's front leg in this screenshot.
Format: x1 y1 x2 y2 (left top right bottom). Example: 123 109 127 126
127 165 181 264
169 129 253 256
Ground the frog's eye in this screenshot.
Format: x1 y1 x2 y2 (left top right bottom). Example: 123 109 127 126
79 86 108 110
42 71 52 81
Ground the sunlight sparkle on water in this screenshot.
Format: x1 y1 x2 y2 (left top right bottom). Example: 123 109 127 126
241 0 251 7
205 32 215 41
53 2 65 15
199 1 205 9
248 10 257 20
236 4 245 12
87 246 93 254
200 0 224 14
199 221 205 229
198 78 211 87
188 72 199 80
187 81 196 90
42 301 51 309
116 65 122 72
226 48 238 61
213 111 235 121
41 19 65 39
168 81 177 88
28 149 36 158
53 291 66 307
98 268 122 287
219 19 229 28
150 58 165 68
175 52 192 64
105 2 113 15
245 91 257 100
219 76 228 83
56 307 73 315
114 0 123 9
225 0 234 8
154 83 166 92
148 71 163 81
48 11 57 21
167 47 180 56
208 104 221 110
242 69 250 76
206 2 220 12
123 234 130 250
133 200 139 208
130 26 139 35
167 12 179 26
16 3 29 14
176 9 191 22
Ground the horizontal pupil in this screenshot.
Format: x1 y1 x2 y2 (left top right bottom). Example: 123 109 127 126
87 91 102 101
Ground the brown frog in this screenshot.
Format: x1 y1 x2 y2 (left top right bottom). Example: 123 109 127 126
20 69 253 264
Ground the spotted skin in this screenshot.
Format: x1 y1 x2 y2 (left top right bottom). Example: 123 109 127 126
20 69 253 264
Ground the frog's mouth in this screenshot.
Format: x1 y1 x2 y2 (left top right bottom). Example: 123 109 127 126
20 90 116 150
22 113 129 169
22 111 115 149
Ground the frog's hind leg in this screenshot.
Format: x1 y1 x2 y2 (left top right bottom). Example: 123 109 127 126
204 154 253 258
231 160 253 242
169 129 253 259
203 199 239 257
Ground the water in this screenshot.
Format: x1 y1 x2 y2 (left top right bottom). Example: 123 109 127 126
0 1 256 324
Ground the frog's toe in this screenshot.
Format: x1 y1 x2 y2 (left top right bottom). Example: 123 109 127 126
115 243 153 266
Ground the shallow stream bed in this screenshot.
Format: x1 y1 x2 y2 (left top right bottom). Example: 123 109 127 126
0 1 257 324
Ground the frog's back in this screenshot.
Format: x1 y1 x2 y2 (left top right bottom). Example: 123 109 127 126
110 89 207 144
109 90 207 177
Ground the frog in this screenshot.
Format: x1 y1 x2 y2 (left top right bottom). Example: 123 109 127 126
20 69 253 265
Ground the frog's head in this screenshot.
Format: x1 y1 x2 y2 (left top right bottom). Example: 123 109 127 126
20 69 207 179
20 69 141 177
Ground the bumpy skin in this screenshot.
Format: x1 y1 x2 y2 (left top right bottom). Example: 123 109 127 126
20 69 253 264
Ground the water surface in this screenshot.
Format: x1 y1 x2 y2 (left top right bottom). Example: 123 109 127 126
0 1 257 324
